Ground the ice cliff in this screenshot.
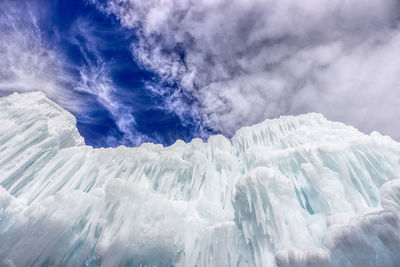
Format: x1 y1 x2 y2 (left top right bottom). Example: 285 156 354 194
1 92 400 267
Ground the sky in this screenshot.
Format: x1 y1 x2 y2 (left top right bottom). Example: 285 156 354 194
1 0 400 147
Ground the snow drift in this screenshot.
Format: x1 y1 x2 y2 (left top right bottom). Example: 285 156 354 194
1 92 400 267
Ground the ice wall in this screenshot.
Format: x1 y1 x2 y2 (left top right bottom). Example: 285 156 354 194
1 92 400 267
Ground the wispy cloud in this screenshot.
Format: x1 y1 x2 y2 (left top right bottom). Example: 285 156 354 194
77 62 150 145
0 1 80 111
68 17 150 145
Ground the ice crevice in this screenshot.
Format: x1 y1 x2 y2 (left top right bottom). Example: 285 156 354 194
1 92 400 266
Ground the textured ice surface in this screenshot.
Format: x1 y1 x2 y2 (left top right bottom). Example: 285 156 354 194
1 92 400 267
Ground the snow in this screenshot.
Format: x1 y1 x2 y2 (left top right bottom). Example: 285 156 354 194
1 92 400 266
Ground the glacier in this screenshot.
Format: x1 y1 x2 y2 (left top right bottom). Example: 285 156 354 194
1 92 400 267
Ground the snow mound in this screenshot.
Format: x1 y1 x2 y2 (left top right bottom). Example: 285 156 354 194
1 92 400 267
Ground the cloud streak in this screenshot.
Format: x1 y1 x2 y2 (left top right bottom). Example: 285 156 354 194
0 1 79 111
97 0 400 139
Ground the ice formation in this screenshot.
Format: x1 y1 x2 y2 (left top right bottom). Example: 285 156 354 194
1 92 400 267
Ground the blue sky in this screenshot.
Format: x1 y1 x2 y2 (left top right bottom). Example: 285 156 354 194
2 0 400 147
0 0 211 147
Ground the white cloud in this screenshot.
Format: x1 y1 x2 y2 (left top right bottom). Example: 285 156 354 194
0 1 80 112
97 0 400 139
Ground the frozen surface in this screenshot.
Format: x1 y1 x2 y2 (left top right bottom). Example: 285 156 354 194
1 92 400 266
